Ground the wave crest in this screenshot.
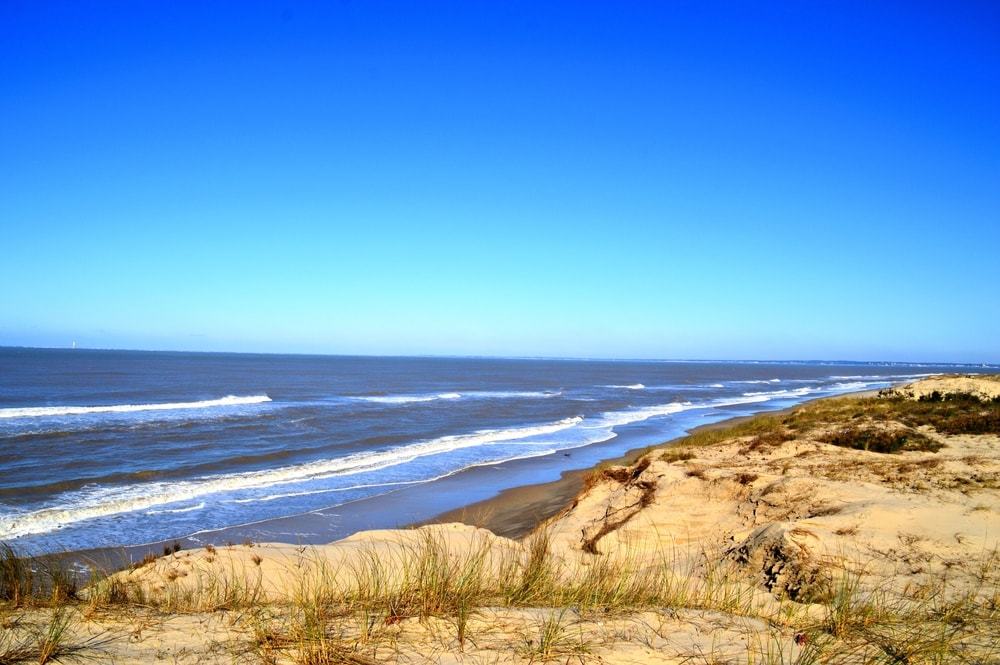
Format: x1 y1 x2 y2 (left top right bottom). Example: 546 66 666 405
0 395 272 419
0 417 584 539
354 390 558 404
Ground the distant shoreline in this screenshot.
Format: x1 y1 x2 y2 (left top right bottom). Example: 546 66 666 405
2 345 994 367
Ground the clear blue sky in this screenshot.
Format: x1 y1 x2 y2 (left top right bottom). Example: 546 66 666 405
1 2 998 362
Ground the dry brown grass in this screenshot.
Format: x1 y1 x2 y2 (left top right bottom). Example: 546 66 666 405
819 425 942 454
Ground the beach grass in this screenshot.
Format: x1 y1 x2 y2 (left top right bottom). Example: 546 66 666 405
7 526 994 662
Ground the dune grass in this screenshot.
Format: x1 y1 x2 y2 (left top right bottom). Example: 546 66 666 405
818 426 942 454
650 388 1000 465
783 390 1000 438
3 514 998 663
8 527 986 662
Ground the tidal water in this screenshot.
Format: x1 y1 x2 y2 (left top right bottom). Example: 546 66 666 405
0 348 971 552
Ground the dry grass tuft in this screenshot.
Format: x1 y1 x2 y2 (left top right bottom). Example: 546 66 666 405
659 447 695 463
819 426 942 454
519 610 591 661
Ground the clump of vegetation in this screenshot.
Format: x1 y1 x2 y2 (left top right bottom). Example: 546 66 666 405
791 557 1000 664
820 426 942 454
785 390 1000 438
742 428 795 454
519 610 590 661
582 457 651 493
506 530 558 605
911 393 1000 434
0 545 116 663
0 545 77 607
0 608 81 665
659 447 694 463
684 414 788 448
599 458 650 485
883 390 1000 435
0 544 33 606
130 550 161 570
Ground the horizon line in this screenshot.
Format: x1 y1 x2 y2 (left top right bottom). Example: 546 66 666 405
1 344 996 368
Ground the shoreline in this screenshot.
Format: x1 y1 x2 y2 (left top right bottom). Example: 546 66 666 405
424 392 876 538
40 392 878 572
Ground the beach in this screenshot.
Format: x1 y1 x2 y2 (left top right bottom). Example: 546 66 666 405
425 397 847 538
4 375 999 663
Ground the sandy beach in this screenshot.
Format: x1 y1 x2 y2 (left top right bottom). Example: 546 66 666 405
426 397 858 539
3 376 999 663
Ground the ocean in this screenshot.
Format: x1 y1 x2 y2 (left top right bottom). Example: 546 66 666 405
0 348 973 553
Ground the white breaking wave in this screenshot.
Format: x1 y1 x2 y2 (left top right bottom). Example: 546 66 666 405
587 387 822 430
831 381 872 390
711 394 770 406
645 383 724 391
357 392 463 404
146 502 206 515
591 401 694 428
828 373 939 381
732 379 782 385
355 390 557 404
742 387 816 398
0 395 272 419
463 390 561 399
225 448 571 506
603 384 645 390
0 417 583 539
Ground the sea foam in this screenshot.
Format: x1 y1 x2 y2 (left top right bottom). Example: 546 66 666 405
354 390 557 404
0 416 585 539
0 395 272 419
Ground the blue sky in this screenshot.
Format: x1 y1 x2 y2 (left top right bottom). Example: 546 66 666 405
1 2 998 362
